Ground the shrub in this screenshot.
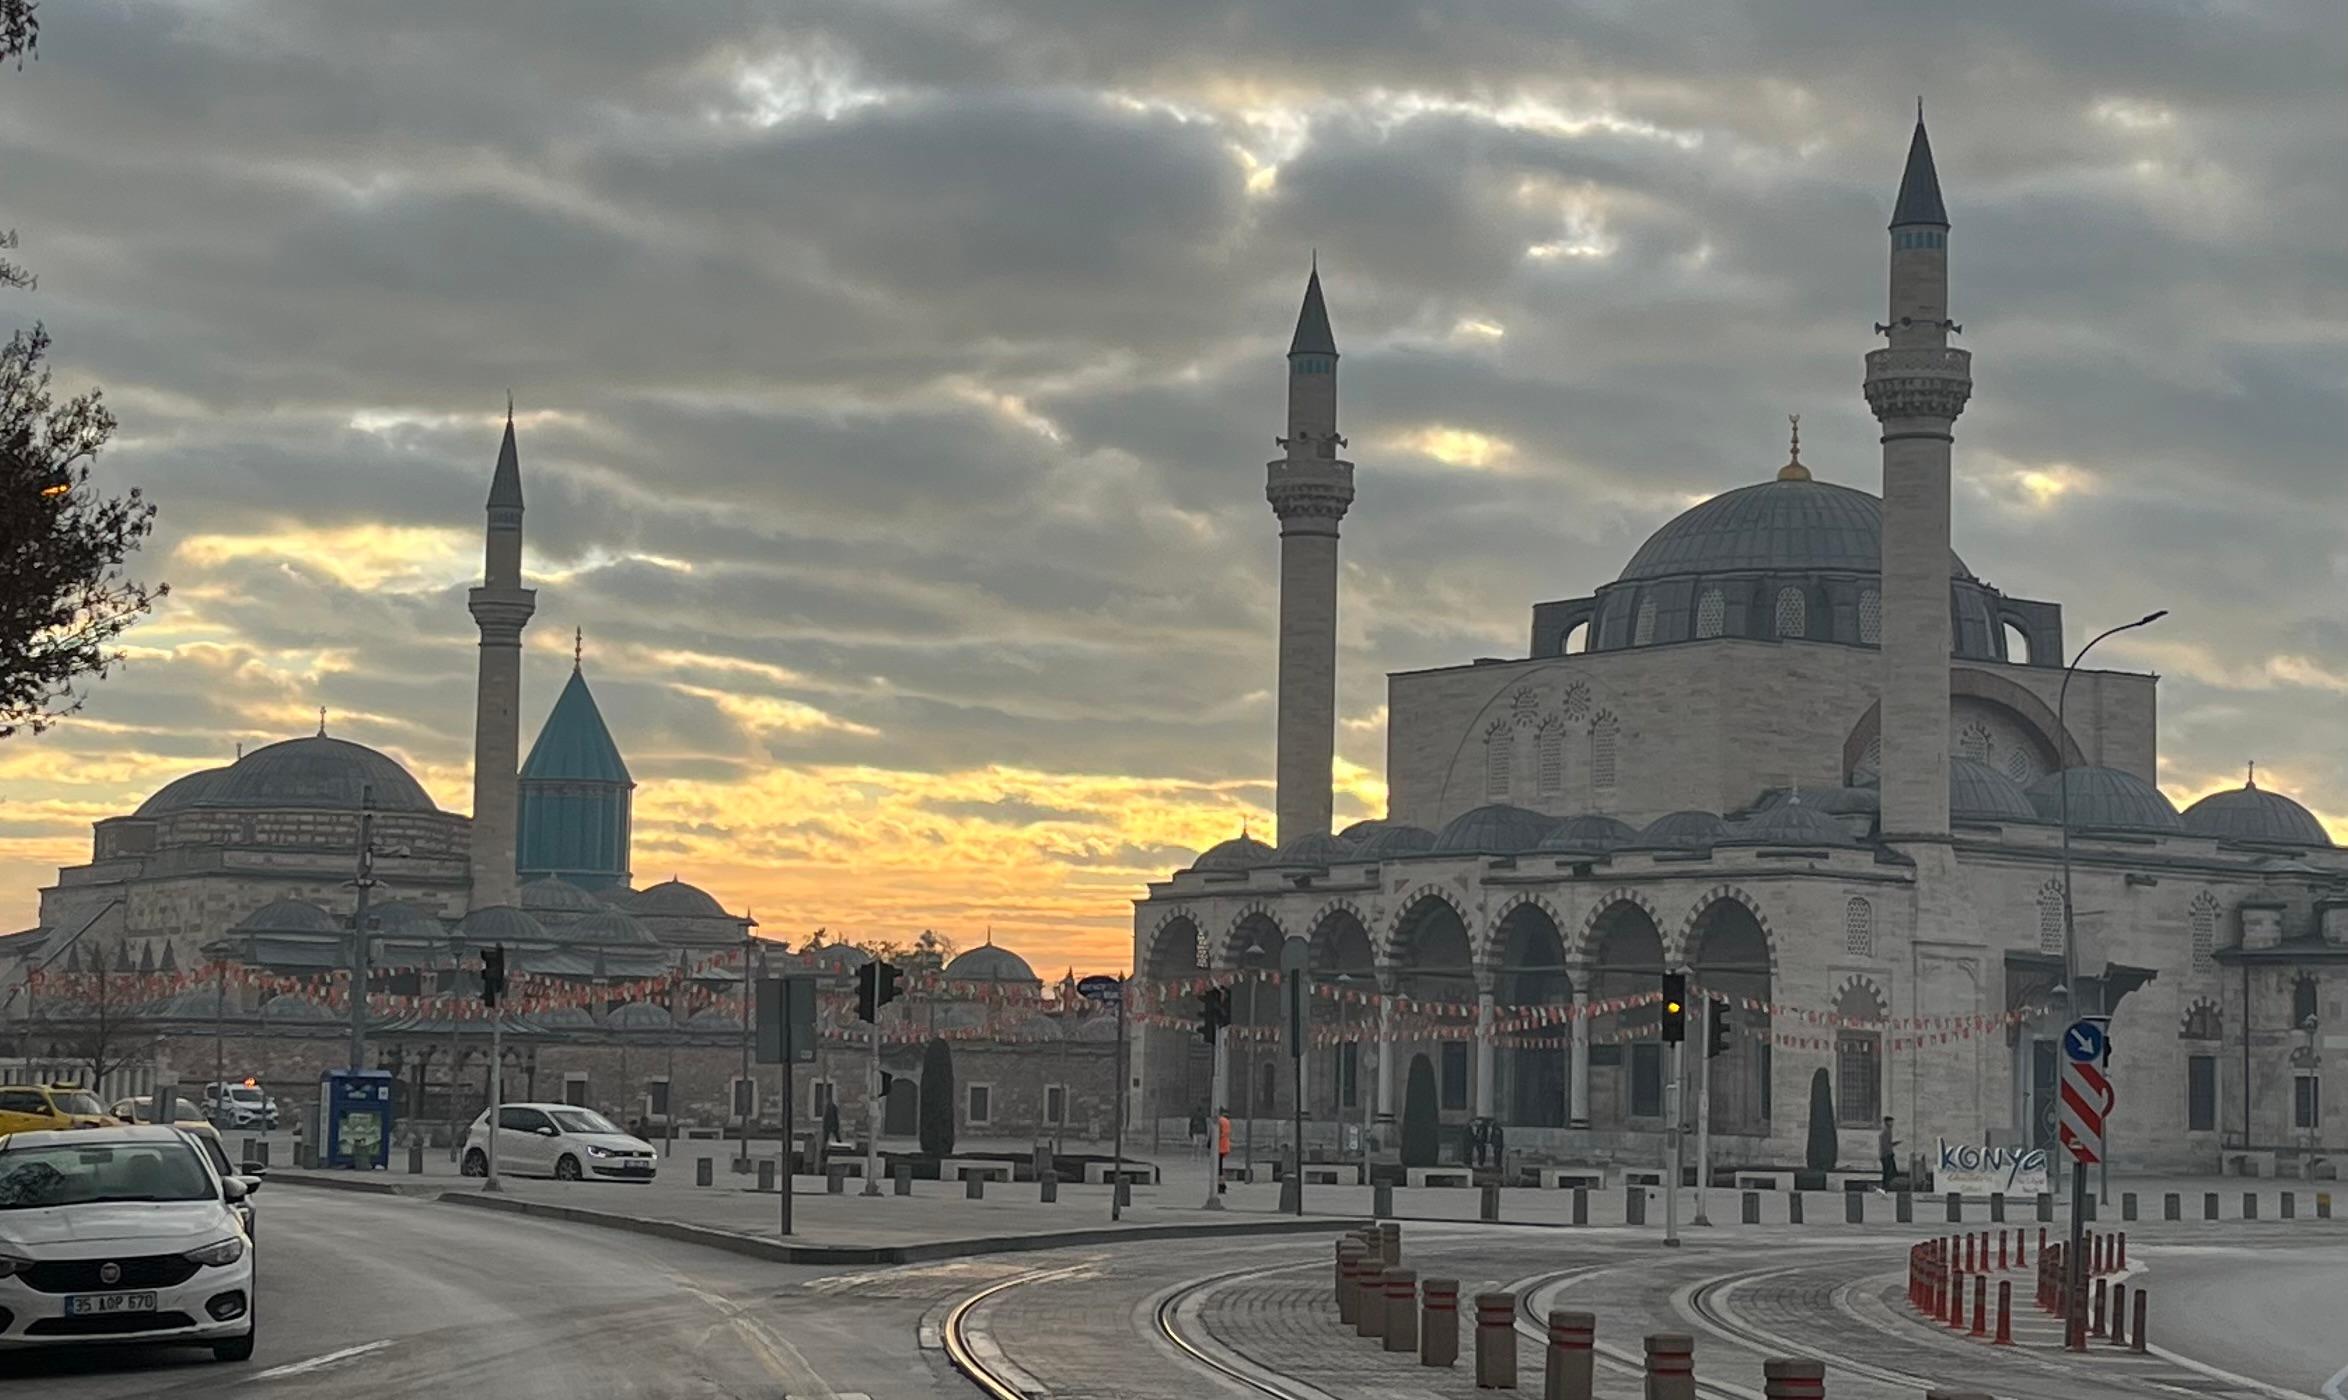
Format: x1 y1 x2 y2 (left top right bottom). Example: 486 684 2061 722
1400 1055 1439 1167
1806 1067 1838 1174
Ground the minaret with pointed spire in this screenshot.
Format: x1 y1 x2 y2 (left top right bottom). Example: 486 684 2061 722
1865 108 1971 840
467 401 537 909
1265 261 1355 844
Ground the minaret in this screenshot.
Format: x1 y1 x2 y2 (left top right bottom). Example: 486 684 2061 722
1865 109 1971 840
467 401 537 909
1265 263 1354 844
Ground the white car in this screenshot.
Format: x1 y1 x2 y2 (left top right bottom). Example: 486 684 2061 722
460 1104 658 1183
201 1083 275 1131
0 1124 258 1362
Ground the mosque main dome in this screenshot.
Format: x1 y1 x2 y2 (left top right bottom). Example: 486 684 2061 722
134 735 439 816
1619 477 1971 582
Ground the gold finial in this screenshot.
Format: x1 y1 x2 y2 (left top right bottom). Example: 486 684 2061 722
1777 413 1811 481
317 705 328 737
2247 760 2258 789
574 626 584 672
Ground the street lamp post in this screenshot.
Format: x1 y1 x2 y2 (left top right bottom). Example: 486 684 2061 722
2055 610 2164 1219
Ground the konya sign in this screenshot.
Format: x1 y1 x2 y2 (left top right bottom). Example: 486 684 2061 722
1936 1139 2049 1196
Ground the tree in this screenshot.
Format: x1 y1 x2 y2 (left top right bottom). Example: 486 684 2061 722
1400 1054 1438 1167
2 5 163 737
918 1036 956 1157
1803 1067 1838 1188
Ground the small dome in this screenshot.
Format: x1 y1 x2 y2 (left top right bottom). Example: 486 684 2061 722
2026 768 2182 833
1072 1013 1122 1042
1726 801 1855 847
569 909 660 946
529 1005 597 1029
1950 758 2039 824
802 941 872 973
605 1000 673 1030
1351 824 1438 858
142 735 437 815
457 905 548 944
1755 785 1879 817
1433 804 1561 855
627 878 729 918
236 899 338 934
366 899 447 933
157 987 231 1018
1270 831 1356 865
2183 784 2328 846
520 878 601 914
1537 814 1640 852
1638 810 1730 849
1190 835 1274 872
685 1005 743 1030
1336 818 1391 841
946 941 1040 985
260 993 333 1022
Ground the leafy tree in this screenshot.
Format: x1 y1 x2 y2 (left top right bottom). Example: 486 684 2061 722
1 3 163 737
1400 1054 1438 1167
918 1036 956 1157
1805 1067 1839 1174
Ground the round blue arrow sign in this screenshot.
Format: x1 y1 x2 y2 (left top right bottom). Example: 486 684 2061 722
2063 1019 2106 1065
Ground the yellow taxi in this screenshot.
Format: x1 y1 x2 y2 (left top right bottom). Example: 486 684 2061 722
0 1082 120 1136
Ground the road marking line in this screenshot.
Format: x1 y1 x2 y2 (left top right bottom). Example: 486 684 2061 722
2323 1361 2348 1400
254 1339 394 1380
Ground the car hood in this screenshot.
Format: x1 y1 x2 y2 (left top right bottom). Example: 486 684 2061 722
0 1201 236 1250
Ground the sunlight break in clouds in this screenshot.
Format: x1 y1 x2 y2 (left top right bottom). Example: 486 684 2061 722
176 525 477 594
1389 426 1519 471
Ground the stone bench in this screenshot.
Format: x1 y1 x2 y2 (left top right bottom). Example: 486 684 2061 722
1735 1173 1782 1191
1083 1161 1155 1185
944 1159 1014 1183
1219 1162 1270 1183
1302 1163 1362 1185
820 1157 866 1178
1623 1169 1664 1188
1534 1167 1604 1190
1407 1167 1473 1188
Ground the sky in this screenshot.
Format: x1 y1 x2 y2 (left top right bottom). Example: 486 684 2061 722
1 1 2344 971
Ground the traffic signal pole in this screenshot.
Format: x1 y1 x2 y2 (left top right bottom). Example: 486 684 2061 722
482 945 506 1194
1692 997 1712 1228
1665 1033 1681 1247
862 1008 883 1197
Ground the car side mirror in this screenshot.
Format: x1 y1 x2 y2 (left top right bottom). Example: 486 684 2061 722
222 1176 253 1202
536 1125 558 1137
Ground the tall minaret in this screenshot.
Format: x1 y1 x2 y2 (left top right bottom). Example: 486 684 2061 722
1265 263 1354 844
467 402 537 910
1865 110 1971 840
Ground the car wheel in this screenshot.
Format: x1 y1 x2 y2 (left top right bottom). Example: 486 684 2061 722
555 1155 582 1182
461 1148 488 1177
213 1307 256 1363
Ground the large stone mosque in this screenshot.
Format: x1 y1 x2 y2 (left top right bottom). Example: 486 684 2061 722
1132 116 2347 1176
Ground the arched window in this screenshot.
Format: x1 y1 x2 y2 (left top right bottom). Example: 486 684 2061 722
1774 587 1807 638
1844 898 1874 958
2189 893 2219 976
2293 976 2319 1030
2002 621 2032 665
1834 982 1886 1125
1590 712 1619 791
2037 879 2066 955
1561 621 1589 655
1536 723 1564 796
1484 723 1513 799
1633 598 1657 647
1858 589 1882 645
1695 589 1726 639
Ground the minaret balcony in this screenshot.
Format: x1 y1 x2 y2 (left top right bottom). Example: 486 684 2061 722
1863 346 1972 424
1265 458 1355 529
467 586 538 645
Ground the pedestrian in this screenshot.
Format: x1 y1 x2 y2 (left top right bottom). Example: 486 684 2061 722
1489 1119 1505 1173
1216 1109 1232 1194
1461 1119 1478 1167
1879 1115 1899 1189
822 1096 842 1153
1188 1104 1208 1152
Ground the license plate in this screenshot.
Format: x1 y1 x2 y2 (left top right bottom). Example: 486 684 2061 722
66 1292 157 1316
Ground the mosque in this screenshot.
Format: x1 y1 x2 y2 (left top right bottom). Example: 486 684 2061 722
1132 116 2345 1177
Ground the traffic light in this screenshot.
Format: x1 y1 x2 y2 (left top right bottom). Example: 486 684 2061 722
1707 997 1732 1059
1199 987 1231 1044
481 944 507 1008
1660 971 1686 1043
855 959 905 1022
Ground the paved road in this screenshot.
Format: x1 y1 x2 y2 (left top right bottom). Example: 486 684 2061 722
2 1189 963 1398
2144 1239 2348 1397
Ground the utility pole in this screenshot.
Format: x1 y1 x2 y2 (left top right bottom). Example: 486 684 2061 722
738 928 753 1168
1692 996 1712 1228
862 992 883 1197
1112 977 1128 1222
481 944 507 1193
346 787 377 1073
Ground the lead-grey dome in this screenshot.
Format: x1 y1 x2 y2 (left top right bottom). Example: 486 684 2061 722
1336 819 1392 842
947 942 1040 985
627 879 728 918
1621 478 1971 583
569 909 660 947
2182 783 2328 846
457 905 548 944
1638 810 1730 849
1726 800 1855 847
236 898 337 934
1351 824 1438 858
260 993 333 1022
1950 758 2039 823
1537 814 1639 852
2026 767 2182 833
1190 835 1274 872
139 736 438 815
1434 804 1560 855
1270 831 1356 865
605 1000 673 1030
520 878 601 914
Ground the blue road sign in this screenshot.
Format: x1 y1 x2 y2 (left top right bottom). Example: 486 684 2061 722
2063 1019 2106 1065
1076 974 1122 1005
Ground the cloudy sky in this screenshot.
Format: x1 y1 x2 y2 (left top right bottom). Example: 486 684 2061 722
2 1 2343 969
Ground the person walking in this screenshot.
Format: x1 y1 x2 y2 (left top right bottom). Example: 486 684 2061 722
1188 1104 1208 1153
1216 1110 1232 1194
1878 1116 1900 1189
820 1095 842 1174
1489 1119 1506 1174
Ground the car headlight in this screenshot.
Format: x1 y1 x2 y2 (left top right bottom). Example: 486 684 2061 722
586 1145 613 1157
0 1254 31 1279
184 1237 245 1268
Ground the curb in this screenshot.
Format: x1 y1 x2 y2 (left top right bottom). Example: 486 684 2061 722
433 1191 1364 1266
266 1170 437 1197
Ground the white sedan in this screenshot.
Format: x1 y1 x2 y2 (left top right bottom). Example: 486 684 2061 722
0 1124 258 1362
460 1104 658 1182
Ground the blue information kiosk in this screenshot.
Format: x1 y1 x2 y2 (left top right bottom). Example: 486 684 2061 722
319 1068 395 1170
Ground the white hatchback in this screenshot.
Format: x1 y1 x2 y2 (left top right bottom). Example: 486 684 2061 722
460 1104 658 1182
0 1125 258 1362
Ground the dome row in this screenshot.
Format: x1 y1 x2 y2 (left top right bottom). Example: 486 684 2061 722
1187 766 2326 871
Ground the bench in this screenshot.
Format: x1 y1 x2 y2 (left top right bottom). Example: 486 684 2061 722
1301 1163 1361 1185
1083 1161 1155 1185
1623 1169 1664 1187
1221 1162 1273 1183
944 1159 1013 1183
1407 1167 1472 1188
819 1157 866 1179
1735 1173 1782 1191
1534 1167 1604 1190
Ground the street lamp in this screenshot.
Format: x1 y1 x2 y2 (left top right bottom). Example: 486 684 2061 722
2056 610 2167 1027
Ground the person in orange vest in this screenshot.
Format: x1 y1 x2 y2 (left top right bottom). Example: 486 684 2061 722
1215 1110 1232 1195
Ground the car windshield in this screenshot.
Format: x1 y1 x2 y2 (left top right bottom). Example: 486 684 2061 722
227 1087 263 1103
548 1109 621 1135
0 1140 216 1209
54 1091 107 1117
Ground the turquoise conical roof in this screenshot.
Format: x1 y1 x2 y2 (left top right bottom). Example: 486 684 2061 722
521 668 632 784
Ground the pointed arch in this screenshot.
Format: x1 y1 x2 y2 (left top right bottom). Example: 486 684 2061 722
1379 885 1472 962
1675 884 1777 970
1143 910 1206 979
1218 903 1288 968
1833 976 1890 1024
1482 891 1567 967
1570 887 1665 965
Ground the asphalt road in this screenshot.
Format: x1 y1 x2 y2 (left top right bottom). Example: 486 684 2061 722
2144 1239 2348 1398
0 1188 957 1398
